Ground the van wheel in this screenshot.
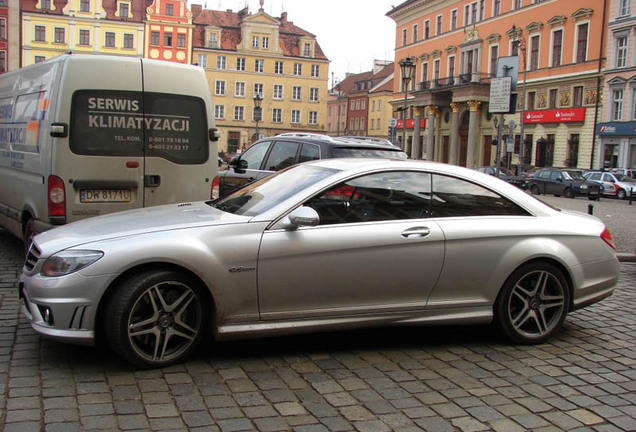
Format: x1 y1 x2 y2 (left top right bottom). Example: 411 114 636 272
23 219 35 255
104 270 208 368
495 262 570 344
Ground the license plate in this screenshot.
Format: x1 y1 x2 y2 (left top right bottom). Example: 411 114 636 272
80 189 132 203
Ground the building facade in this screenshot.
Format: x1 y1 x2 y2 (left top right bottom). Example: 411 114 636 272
326 62 395 140
21 0 145 66
144 0 193 64
597 0 636 170
388 0 608 170
192 5 329 156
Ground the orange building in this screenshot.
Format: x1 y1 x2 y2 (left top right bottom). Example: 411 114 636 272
144 0 193 64
388 0 608 170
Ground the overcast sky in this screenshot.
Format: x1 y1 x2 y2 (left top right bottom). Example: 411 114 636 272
189 0 398 84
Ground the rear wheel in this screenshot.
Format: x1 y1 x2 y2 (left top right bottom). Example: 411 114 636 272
495 262 570 344
23 219 35 256
617 188 627 200
530 185 540 195
104 270 208 368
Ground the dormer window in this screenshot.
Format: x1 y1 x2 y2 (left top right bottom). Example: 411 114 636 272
40 0 51 10
207 32 219 48
303 42 312 57
80 0 90 12
118 2 129 18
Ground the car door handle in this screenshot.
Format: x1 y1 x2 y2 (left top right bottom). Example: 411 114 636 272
401 227 430 238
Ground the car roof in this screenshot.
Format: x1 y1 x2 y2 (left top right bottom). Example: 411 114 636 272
268 133 402 151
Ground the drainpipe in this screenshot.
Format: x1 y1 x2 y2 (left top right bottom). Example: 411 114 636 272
590 0 607 170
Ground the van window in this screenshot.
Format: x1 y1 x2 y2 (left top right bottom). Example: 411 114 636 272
11 92 47 153
70 90 209 164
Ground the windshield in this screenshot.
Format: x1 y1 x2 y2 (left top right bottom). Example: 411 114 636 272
211 165 338 216
333 148 408 159
563 170 585 180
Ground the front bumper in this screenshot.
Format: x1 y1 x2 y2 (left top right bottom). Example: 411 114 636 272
18 270 111 345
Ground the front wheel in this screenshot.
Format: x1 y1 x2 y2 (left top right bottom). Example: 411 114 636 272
104 270 208 368
495 262 570 344
530 185 540 195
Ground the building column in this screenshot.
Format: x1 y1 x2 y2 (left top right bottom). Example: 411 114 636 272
412 107 422 159
466 100 481 169
426 105 438 161
449 102 462 166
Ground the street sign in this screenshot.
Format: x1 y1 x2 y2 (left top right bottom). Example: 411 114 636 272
389 118 397 128
489 77 512 113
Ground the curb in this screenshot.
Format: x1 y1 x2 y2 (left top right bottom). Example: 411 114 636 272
617 253 636 263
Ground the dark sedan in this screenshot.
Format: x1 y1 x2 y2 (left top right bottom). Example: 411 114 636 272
529 168 601 200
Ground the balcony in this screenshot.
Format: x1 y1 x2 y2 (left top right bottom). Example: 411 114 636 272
418 73 493 92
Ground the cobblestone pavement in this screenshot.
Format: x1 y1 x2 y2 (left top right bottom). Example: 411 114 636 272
1 229 635 432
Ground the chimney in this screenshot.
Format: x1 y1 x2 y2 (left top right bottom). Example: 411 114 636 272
238 7 249 19
281 12 287 25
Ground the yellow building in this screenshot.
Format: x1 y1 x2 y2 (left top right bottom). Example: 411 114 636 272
21 0 145 66
191 4 329 155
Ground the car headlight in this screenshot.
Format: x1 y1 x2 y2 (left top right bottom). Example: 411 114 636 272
580 185 588 190
41 250 104 277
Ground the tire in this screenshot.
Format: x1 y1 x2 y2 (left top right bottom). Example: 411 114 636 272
104 270 208 368
23 219 35 256
564 188 574 199
495 262 570 344
588 196 599 201
530 185 540 195
617 188 627 200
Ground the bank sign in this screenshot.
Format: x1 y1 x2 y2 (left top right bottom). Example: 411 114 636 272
523 108 586 124
596 122 636 136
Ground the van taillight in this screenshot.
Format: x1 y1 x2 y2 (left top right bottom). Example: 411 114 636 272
211 175 219 199
48 175 66 218
601 227 616 250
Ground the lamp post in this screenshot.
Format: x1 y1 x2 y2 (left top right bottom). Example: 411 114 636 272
513 25 528 170
399 57 416 151
253 94 262 142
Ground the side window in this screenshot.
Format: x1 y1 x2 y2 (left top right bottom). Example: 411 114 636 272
602 174 613 182
239 140 271 170
431 174 530 217
263 141 300 171
299 143 320 163
306 171 432 225
590 173 601 181
551 171 562 181
537 171 550 180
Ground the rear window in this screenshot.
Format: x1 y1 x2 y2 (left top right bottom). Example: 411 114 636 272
333 148 407 159
70 90 209 164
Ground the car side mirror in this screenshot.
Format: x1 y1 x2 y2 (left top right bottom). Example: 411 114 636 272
273 206 320 230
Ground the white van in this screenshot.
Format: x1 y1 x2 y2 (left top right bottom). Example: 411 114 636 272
0 54 219 246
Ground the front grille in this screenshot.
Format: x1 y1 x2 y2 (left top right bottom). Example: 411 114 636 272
24 243 41 271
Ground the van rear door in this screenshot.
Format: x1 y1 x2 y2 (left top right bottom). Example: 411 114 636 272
63 56 145 223
140 60 216 207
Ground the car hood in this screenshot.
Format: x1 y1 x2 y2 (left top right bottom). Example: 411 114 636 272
34 202 248 253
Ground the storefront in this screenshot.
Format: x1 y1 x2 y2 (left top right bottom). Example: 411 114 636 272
596 122 636 169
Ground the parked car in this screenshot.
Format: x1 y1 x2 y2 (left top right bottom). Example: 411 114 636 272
529 168 601 200
610 167 636 179
213 133 408 198
584 171 636 200
475 166 528 189
20 159 619 367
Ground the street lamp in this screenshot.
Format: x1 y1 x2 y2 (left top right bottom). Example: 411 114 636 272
253 94 263 142
512 25 528 169
399 57 416 151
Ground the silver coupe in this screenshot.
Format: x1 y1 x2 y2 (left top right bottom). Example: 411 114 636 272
19 159 620 368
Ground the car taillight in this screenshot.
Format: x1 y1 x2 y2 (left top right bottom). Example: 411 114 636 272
48 175 66 218
211 175 219 200
601 227 616 250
